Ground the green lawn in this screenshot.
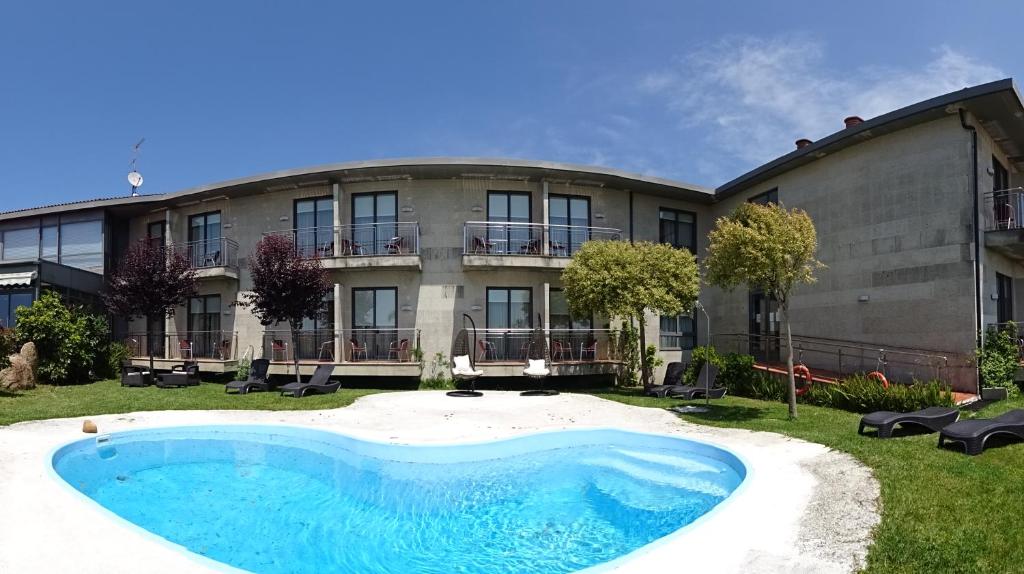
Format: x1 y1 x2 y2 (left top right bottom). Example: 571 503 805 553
592 390 1024 574
0 379 385 427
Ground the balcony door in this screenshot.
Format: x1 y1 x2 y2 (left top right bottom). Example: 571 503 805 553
486 287 532 360
295 197 333 258
748 290 780 362
352 192 397 255
997 272 1013 326
188 212 222 267
549 195 590 256
487 191 532 254
187 295 221 358
352 287 397 360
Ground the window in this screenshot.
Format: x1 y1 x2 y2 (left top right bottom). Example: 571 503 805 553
188 212 222 267
147 221 165 249
59 220 104 272
658 208 696 252
187 295 221 358
41 226 58 261
549 195 590 256
352 192 397 255
352 288 397 329
488 191 532 253
549 288 592 330
486 287 532 330
0 291 34 329
749 188 778 206
997 272 1013 325
660 314 696 350
994 157 1010 192
295 197 333 257
2 228 39 261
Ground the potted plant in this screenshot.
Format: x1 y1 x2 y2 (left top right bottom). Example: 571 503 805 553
978 322 1021 401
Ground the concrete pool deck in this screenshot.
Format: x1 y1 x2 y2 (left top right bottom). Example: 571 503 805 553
0 391 880 573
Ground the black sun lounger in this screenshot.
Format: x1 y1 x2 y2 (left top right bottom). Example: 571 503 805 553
938 409 1024 455
225 359 271 394
666 364 723 400
644 362 688 398
279 364 341 398
858 407 959 438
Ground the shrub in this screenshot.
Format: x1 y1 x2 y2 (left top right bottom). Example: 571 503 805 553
14 292 109 385
103 341 132 379
803 375 954 413
978 323 1020 397
0 328 16 370
684 345 723 385
718 353 788 401
235 357 251 381
419 352 454 390
645 344 664 370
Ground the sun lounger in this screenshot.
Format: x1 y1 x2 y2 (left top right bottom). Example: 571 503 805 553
225 359 271 394
667 384 727 400
156 361 201 388
857 406 959 438
938 409 1024 455
644 362 688 398
279 364 341 398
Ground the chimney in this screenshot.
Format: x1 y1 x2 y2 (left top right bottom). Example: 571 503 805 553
795 138 812 149
844 115 864 128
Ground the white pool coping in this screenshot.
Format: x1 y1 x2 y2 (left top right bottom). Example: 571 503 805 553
0 391 880 573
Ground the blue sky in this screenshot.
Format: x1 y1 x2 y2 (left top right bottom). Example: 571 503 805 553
1 1 1021 211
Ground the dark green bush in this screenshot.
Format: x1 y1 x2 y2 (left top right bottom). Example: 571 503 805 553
0 328 16 370
14 292 110 385
978 322 1020 397
802 375 954 413
104 341 132 379
718 353 787 401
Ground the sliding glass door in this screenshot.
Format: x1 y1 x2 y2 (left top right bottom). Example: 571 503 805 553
295 197 334 257
352 287 397 359
548 195 590 256
352 192 397 255
188 212 222 267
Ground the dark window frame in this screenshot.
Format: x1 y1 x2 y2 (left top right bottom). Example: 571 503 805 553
350 191 398 224
659 313 697 350
351 287 398 329
658 207 697 253
485 287 534 330
749 188 779 206
486 191 533 223
997 272 1013 325
294 196 334 230
993 156 1010 192
147 221 166 249
549 287 593 330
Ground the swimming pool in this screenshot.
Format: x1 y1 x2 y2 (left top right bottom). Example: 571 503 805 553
52 426 745 574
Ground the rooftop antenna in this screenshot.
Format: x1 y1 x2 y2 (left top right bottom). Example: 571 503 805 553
127 138 145 196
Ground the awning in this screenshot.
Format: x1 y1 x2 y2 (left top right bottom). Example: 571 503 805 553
0 271 37 287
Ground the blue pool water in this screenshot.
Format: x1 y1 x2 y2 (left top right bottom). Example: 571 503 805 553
52 426 745 574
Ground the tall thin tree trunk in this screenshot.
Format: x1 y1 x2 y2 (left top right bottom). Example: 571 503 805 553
782 303 798 419
638 313 651 390
147 314 155 374
291 324 302 384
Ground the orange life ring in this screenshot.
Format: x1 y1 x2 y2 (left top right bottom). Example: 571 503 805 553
867 370 890 389
794 364 813 396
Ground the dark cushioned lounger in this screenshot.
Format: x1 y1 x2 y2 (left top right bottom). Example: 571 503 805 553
667 385 727 400
858 406 960 438
279 364 341 398
659 364 721 400
644 362 688 398
938 409 1024 455
225 359 271 394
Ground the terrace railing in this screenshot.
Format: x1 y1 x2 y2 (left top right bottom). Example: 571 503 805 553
171 238 239 269
983 187 1024 231
261 328 421 362
463 222 622 257
474 328 620 363
262 330 338 362
266 223 420 259
125 331 238 361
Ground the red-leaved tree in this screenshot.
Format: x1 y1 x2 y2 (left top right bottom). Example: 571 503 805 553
105 240 198 373
239 234 330 383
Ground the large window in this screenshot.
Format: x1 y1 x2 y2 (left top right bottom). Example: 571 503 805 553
749 188 779 206
352 192 397 255
660 314 696 350
352 287 397 360
295 197 333 257
187 295 221 358
188 212 222 267
147 221 165 250
487 191 532 253
486 287 532 330
41 226 58 261
549 288 592 330
997 272 1013 325
549 195 590 256
658 208 696 253
0 291 34 330
2 228 39 261
59 220 104 272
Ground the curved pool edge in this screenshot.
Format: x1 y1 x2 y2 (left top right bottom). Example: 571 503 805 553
48 423 750 574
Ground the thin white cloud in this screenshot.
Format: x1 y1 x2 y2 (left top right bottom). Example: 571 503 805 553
641 36 1006 179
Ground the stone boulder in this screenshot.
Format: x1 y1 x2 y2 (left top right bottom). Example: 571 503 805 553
0 342 38 391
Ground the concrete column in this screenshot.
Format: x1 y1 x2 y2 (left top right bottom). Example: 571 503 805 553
542 282 550 331
542 181 550 256
334 282 344 362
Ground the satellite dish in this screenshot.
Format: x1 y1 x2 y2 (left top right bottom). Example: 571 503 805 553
127 171 144 188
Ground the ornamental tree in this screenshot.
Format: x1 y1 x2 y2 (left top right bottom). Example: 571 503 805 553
561 240 700 390
705 202 824 418
105 240 198 373
238 234 330 384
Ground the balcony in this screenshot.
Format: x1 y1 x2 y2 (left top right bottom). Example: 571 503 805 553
984 188 1024 260
462 222 622 269
261 328 422 377
267 223 421 270
171 238 239 280
471 328 623 377
125 330 238 373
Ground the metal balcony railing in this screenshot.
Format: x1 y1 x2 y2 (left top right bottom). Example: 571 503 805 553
983 188 1024 231
267 223 420 259
473 328 620 363
171 238 239 269
125 331 238 360
463 222 622 257
261 328 421 362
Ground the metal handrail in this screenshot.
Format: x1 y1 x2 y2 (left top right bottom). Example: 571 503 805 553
463 221 622 257
265 223 420 258
124 330 238 360
170 238 239 269
983 187 1024 231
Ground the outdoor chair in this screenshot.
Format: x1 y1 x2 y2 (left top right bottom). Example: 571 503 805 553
387 338 408 361
385 236 405 254
271 339 289 361
318 340 335 362
579 338 598 361
519 238 541 255
318 240 335 258
477 339 497 362
218 339 232 360
472 236 494 254
157 361 200 388
350 338 368 361
858 407 960 438
549 241 568 257
178 339 193 360
340 238 364 256
644 361 689 398
551 340 572 362
225 359 271 394
279 364 342 398
938 409 1024 455
120 361 152 387
202 250 221 267
665 364 726 400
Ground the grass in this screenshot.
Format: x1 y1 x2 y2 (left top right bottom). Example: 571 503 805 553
591 389 1024 574
0 379 385 427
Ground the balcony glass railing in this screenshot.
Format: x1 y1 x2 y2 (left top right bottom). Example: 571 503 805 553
171 238 239 269
473 328 621 363
463 222 621 257
125 331 237 360
261 328 421 362
984 188 1024 231
267 223 420 259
